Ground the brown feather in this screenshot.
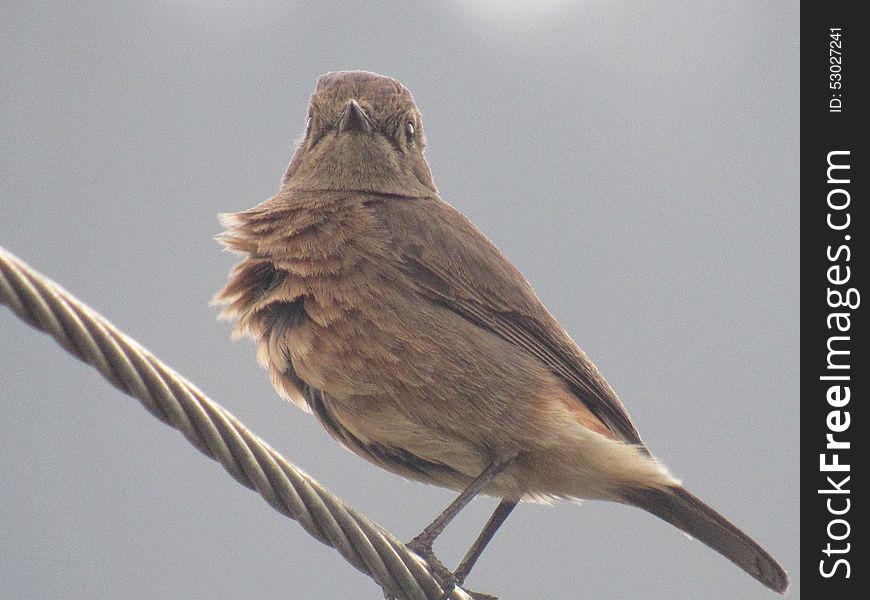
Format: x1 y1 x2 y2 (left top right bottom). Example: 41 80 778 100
213 70 786 591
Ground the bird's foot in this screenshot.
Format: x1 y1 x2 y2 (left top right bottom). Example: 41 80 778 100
404 538 498 600
407 538 459 592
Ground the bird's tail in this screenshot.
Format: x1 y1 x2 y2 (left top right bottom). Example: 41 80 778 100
619 485 788 593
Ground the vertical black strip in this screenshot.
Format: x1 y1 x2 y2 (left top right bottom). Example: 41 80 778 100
802 4 866 597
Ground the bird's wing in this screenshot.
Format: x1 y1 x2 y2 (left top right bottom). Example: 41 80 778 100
381 196 647 449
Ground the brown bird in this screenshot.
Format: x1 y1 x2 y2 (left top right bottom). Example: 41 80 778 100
215 70 788 596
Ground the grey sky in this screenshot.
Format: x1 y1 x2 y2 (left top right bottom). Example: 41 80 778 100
1 2 799 599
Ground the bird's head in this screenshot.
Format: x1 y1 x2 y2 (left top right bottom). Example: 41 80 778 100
282 71 438 198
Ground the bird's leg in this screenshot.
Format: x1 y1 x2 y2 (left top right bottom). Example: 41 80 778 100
407 456 514 590
410 457 514 552
454 499 517 585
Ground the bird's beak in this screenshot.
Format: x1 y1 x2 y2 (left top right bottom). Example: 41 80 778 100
337 99 372 135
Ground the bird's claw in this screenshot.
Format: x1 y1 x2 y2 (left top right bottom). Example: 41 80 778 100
406 539 459 593
383 540 497 600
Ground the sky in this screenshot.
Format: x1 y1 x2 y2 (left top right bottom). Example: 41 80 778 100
1 2 799 599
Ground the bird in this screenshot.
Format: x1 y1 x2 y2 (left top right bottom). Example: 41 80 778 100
214 70 788 596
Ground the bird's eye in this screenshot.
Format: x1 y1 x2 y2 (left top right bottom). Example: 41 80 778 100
406 121 415 142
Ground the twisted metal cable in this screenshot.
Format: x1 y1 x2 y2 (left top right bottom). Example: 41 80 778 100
0 245 481 600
